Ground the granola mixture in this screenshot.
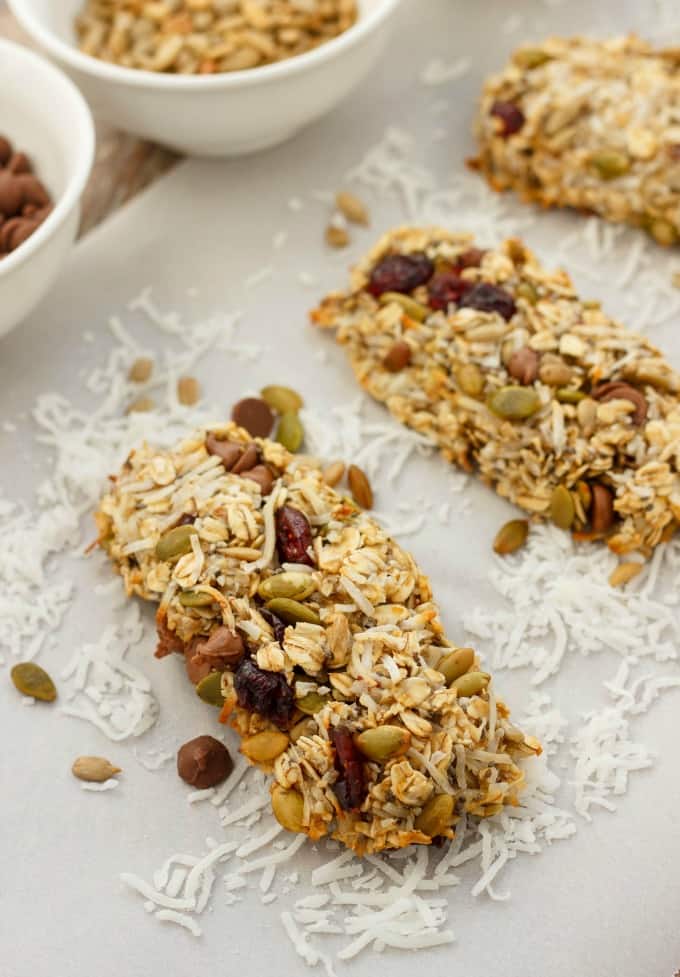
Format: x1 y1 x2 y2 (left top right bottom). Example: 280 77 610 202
311 226 680 555
473 35 680 246
96 422 540 854
75 0 358 75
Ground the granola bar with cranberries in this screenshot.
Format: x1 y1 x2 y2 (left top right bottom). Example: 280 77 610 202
473 35 680 246
96 423 539 855
311 226 680 555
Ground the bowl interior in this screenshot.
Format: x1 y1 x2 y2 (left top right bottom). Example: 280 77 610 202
0 42 89 204
22 0 386 56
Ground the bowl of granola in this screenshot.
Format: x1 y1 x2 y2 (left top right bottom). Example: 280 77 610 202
8 0 402 157
0 38 94 339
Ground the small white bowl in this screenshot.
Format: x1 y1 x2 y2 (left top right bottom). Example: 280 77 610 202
8 0 401 157
0 39 95 339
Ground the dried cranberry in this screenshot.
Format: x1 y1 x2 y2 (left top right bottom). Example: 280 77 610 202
331 725 366 811
459 282 517 321
275 505 315 567
233 658 295 729
427 271 469 310
490 100 526 137
259 607 287 646
367 252 434 297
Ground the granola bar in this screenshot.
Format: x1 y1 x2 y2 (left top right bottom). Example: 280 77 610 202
473 35 680 246
311 227 680 554
96 423 540 855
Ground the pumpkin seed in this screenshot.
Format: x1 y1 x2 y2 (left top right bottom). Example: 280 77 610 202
11 662 56 702
258 571 316 602
322 460 345 487
452 671 490 698
609 561 643 588
195 671 225 707
347 464 373 509
556 387 585 404
72 756 121 783
488 385 540 420
513 47 553 69
155 524 198 561
265 597 320 626
276 411 304 453
515 281 538 304
241 730 290 764
271 784 305 833
325 224 350 249
415 793 455 837
128 357 153 383
378 292 429 322
335 190 369 225
648 217 678 246
355 725 411 763
493 519 529 555
290 717 317 743
590 150 630 180
260 385 304 415
438 646 475 686
177 376 200 406
296 691 330 715
179 590 215 608
550 484 575 530
456 362 485 397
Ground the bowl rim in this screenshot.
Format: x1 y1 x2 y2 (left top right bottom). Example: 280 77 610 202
0 37 95 278
7 0 401 91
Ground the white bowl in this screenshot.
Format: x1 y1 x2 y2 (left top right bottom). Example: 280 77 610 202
8 0 401 157
0 39 95 339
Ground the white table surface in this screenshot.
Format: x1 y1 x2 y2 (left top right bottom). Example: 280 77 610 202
1 2 680 976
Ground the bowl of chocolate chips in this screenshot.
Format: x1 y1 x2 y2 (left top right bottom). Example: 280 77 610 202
0 38 94 338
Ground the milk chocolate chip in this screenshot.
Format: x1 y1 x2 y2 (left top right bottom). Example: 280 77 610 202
177 735 233 788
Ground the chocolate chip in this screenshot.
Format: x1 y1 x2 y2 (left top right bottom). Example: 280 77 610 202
231 442 259 474
184 639 213 684
15 174 50 207
591 483 615 534
231 397 275 438
7 152 30 174
242 464 274 495
194 626 245 667
0 171 24 217
0 136 12 166
177 735 233 788
205 434 244 469
507 347 540 385
592 381 647 426
1 217 36 253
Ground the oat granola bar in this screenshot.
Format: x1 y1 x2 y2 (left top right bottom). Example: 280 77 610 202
311 227 680 554
96 423 540 855
473 35 680 246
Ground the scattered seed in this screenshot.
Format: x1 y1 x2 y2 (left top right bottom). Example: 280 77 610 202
335 190 369 225
456 362 485 397
347 464 373 509
240 730 289 765
438 646 475 685
590 149 630 180
493 519 529 555
355 725 411 763
177 376 200 406
265 597 320 626
379 292 429 322
556 387 585 404
609 562 643 588
415 793 455 837
195 671 225 707
550 484 576 530
126 395 155 414
178 590 215 608
325 224 350 249
271 784 305 833
276 411 304 452
260 385 303 415
453 671 490 698
72 756 121 783
488 385 540 420
296 691 330 715
322 460 345 487
258 571 316 602
155 524 198 561
128 357 153 383
11 662 57 702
